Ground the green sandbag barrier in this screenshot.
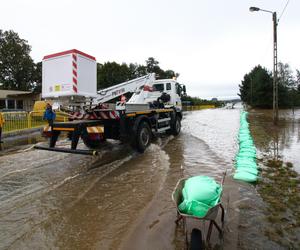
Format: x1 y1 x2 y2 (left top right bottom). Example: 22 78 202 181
178 176 222 218
234 171 257 182
234 111 258 182
236 167 258 175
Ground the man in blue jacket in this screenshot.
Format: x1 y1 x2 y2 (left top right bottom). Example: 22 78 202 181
43 103 56 126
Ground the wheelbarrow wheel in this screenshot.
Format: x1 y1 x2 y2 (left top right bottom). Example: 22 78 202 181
190 228 203 250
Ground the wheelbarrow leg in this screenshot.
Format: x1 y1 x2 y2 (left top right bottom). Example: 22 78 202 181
175 212 183 225
206 219 223 243
220 204 225 227
212 220 223 235
206 220 214 243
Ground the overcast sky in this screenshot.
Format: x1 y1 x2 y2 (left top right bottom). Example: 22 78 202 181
1 0 298 99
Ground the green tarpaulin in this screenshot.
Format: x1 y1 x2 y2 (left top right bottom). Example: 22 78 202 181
178 176 222 218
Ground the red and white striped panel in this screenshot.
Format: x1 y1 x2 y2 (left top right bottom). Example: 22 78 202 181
70 110 120 120
72 53 78 93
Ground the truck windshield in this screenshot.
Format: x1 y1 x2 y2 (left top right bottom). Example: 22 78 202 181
152 84 164 92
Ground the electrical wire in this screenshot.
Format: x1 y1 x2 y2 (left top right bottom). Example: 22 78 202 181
278 0 290 22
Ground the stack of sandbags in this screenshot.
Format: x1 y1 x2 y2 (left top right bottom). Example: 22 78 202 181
234 111 258 182
178 176 222 218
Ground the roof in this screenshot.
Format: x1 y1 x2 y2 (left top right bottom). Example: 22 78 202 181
0 90 32 99
43 49 96 61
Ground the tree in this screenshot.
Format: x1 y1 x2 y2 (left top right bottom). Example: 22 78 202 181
146 57 159 73
97 62 132 89
239 63 300 108
96 57 179 90
278 62 295 88
277 63 300 107
181 95 223 107
0 30 36 91
239 65 273 108
295 70 300 106
135 64 147 77
145 57 178 79
295 69 300 92
32 61 42 93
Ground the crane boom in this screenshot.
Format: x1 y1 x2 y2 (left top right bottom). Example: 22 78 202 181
94 73 155 104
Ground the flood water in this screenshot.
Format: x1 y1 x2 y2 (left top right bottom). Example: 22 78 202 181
0 107 299 249
0 131 46 155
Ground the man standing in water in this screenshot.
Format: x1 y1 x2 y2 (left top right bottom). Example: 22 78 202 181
43 103 56 126
0 112 4 143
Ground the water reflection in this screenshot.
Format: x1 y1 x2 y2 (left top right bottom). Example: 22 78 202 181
0 131 46 155
249 109 300 171
238 108 300 249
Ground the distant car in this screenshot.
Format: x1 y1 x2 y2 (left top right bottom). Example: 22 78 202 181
224 103 234 109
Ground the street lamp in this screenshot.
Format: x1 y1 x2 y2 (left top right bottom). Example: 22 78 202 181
249 6 278 125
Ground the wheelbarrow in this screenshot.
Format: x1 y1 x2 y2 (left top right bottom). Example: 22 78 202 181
172 175 225 247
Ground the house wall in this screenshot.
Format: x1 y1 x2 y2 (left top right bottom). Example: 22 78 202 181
0 93 41 111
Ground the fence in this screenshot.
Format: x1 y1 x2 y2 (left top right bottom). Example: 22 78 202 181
1 111 69 134
1 105 215 133
183 105 215 111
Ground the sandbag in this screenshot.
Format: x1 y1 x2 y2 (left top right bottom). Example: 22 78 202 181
235 167 258 175
239 148 256 154
234 171 257 182
233 111 259 183
236 161 258 169
236 157 256 165
237 151 256 158
178 199 211 218
178 176 222 218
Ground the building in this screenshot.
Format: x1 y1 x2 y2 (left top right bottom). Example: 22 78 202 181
0 90 41 111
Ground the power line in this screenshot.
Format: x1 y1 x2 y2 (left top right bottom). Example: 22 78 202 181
278 0 290 22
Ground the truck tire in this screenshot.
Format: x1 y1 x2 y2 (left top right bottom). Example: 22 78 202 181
170 115 181 136
135 121 152 153
81 132 104 149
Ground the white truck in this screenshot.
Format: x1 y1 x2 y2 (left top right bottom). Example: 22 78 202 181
36 49 186 154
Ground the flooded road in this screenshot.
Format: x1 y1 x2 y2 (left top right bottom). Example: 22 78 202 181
0 131 46 156
0 107 299 249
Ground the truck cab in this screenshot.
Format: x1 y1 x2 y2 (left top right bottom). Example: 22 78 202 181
128 79 185 112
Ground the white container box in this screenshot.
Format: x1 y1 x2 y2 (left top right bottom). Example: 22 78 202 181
42 49 97 99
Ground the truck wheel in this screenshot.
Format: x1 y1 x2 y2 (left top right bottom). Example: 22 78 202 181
81 133 104 149
135 121 151 153
171 116 181 136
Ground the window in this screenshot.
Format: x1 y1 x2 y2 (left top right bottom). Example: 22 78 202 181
166 82 171 90
152 84 164 92
176 83 182 95
7 99 15 109
17 100 23 110
0 100 5 109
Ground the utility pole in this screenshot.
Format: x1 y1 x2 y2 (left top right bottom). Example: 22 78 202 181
249 7 279 125
273 12 278 124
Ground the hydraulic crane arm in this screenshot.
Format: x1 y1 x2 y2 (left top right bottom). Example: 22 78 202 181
94 73 155 104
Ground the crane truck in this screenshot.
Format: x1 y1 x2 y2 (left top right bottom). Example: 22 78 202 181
35 49 186 155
